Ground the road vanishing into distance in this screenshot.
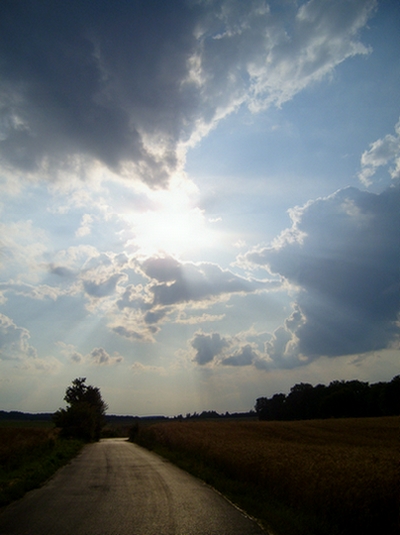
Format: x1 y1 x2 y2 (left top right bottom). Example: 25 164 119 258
0 438 268 535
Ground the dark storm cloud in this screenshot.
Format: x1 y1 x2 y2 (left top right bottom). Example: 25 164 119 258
0 0 376 186
191 332 229 365
0 0 197 184
245 185 400 365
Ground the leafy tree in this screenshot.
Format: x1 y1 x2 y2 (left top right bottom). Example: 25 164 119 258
53 378 108 441
255 394 287 421
255 375 400 421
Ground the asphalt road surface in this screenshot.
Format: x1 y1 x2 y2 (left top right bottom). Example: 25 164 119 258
0 438 268 535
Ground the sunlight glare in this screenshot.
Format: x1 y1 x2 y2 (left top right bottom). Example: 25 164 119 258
124 182 218 258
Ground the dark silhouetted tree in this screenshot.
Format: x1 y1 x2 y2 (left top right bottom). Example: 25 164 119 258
255 375 400 421
255 394 287 421
53 378 108 441
384 375 400 415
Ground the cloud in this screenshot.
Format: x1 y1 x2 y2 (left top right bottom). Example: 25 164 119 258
89 347 123 366
48 265 76 279
359 117 400 186
57 342 123 365
142 256 275 307
0 0 376 187
131 361 165 375
141 256 182 283
112 255 278 341
48 245 100 272
121 257 275 308
80 252 128 299
176 312 225 324
244 185 400 367
189 331 268 368
221 344 260 366
57 342 84 364
191 332 229 365
0 220 48 277
0 281 65 301
0 313 37 361
112 324 155 343
144 309 169 325
76 214 94 238
83 273 125 298
246 0 375 111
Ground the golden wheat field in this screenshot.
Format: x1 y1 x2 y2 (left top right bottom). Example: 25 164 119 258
137 416 399 535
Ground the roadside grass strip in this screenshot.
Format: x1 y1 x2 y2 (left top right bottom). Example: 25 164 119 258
0 427 84 506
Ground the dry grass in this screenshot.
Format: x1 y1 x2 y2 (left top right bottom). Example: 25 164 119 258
136 417 399 535
0 427 55 467
0 426 83 505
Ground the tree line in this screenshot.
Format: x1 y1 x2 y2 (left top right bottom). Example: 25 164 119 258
0 411 53 421
174 410 255 420
255 375 400 421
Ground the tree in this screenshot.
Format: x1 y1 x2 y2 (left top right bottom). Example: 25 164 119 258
254 375 400 422
285 383 315 420
53 378 108 441
255 394 287 421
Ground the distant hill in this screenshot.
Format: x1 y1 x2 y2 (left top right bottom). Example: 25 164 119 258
0 411 163 423
0 410 53 421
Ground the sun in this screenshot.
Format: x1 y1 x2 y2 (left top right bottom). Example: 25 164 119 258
134 204 208 256
124 180 218 258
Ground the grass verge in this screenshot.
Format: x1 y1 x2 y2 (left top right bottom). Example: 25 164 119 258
0 427 84 506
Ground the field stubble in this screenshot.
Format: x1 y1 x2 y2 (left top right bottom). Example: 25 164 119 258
135 416 399 535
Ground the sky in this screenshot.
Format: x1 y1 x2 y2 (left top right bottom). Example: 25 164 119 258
0 0 399 416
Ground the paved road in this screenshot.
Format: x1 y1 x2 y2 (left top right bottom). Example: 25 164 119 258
0 438 268 535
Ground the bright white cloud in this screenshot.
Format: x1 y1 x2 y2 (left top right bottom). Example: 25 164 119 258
0 220 48 280
76 214 94 238
0 282 65 301
359 117 400 186
0 313 37 361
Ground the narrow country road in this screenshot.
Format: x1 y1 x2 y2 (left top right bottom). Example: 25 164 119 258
0 438 268 535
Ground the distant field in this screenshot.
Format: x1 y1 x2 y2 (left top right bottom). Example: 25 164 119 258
135 416 399 535
0 419 53 428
